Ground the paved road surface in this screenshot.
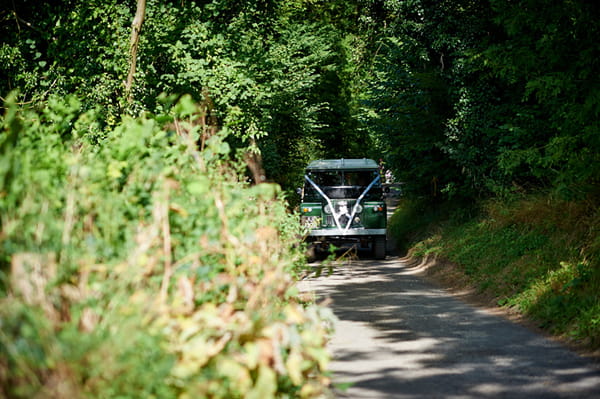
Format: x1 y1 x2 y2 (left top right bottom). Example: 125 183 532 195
298 256 600 398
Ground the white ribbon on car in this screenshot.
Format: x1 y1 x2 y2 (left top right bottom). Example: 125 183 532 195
304 174 381 233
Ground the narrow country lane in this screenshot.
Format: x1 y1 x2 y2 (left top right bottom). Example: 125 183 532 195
298 257 600 398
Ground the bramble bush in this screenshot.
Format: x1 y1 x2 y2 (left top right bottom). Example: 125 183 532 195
0 93 333 398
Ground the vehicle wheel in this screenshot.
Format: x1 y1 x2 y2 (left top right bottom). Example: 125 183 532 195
373 236 386 259
305 244 317 262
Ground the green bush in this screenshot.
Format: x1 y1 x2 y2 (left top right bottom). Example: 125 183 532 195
388 197 475 253
0 94 333 398
388 198 431 253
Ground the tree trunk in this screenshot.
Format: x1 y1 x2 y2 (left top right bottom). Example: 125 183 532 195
125 0 146 103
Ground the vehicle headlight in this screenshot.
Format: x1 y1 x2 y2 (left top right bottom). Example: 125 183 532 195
353 204 363 213
324 205 332 214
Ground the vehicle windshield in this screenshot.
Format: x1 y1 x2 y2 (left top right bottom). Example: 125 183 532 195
304 170 382 200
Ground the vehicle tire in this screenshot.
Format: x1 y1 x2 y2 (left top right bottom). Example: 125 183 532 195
373 236 386 259
306 244 317 263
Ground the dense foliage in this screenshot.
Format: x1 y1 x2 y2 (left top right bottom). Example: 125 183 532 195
0 94 333 398
1 0 374 193
2 0 598 197
361 0 599 200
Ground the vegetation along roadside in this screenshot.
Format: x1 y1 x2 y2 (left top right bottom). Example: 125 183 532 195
389 193 600 356
0 94 334 398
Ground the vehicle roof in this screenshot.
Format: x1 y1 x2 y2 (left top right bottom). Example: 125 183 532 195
306 158 379 171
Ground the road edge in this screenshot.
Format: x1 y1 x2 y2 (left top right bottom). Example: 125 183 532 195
400 252 600 364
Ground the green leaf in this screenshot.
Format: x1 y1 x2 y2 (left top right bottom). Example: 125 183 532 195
187 177 210 196
285 348 304 385
247 365 276 399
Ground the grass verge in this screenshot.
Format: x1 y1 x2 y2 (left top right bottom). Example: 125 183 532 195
390 193 600 352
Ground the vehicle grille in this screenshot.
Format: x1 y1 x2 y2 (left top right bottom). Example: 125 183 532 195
324 213 362 228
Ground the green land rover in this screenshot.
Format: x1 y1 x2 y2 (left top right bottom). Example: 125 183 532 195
299 159 387 259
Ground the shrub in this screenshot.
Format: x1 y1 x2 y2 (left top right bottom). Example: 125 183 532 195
0 94 332 398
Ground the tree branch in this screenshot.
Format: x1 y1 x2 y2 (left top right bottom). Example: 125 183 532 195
125 0 146 103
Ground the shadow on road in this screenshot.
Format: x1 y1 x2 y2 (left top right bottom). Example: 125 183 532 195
303 257 600 399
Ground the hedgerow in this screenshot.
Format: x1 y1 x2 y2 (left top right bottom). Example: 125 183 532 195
0 93 333 398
